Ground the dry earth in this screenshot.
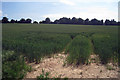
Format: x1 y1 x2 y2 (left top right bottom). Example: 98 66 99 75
25 52 119 78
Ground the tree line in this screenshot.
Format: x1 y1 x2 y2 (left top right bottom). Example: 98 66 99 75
1 17 120 25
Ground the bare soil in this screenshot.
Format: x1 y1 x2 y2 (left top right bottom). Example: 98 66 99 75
25 52 119 78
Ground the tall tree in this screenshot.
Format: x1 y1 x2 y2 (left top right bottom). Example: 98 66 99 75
45 17 51 24
2 17 9 23
84 18 89 25
58 17 71 24
100 20 104 25
105 19 111 25
10 19 15 23
78 18 84 24
19 18 26 23
33 21 38 24
110 19 117 25
71 17 78 24
54 20 59 24
26 18 32 23
90 18 98 25
15 20 18 23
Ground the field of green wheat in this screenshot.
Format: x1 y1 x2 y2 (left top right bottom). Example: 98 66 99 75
2 24 119 79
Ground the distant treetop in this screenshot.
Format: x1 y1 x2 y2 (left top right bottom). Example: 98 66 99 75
1 17 119 25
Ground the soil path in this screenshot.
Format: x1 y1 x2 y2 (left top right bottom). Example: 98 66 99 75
25 53 119 78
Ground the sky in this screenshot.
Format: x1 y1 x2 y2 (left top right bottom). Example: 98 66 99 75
0 0 119 22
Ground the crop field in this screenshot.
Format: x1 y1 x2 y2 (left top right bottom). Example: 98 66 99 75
92 34 118 64
2 24 119 79
65 35 92 65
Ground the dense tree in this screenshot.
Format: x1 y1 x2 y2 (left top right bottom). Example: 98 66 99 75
104 19 117 25
40 20 46 24
100 20 104 25
2 17 9 23
19 18 26 23
110 19 117 25
105 19 111 25
1 16 118 25
10 19 16 23
59 17 71 24
90 18 103 25
78 18 84 24
33 21 38 24
39 21 42 24
45 17 51 24
71 17 78 24
26 18 32 23
54 20 59 24
84 18 90 25
15 20 18 23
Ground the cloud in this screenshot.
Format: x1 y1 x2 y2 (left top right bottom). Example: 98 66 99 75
43 13 66 20
2 0 119 3
59 0 75 6
64 0 119 3
43 6 117 21
2 0 58 2
2 0 118 21
52 3 59 5
82 6 117 20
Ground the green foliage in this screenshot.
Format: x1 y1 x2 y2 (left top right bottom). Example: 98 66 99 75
2 50 31 80
37 69 68 80
2 24 119 79
66 35 92 65
37 69 50 80
92 34 118 64
3 32 71 63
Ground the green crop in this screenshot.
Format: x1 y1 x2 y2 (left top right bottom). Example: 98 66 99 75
2 24 119 79
2 50 31 79
3 32 71 63
92 34 118 64
66 35 92 65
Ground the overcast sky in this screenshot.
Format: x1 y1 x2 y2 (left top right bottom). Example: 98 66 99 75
0 0 119 22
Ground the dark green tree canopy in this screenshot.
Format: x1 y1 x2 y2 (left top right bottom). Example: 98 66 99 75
33 21 38 24
2 17 9 23
1 17 118 25
19 18 26 23
10 19 15 23
45 17 51 24
26 18 32 23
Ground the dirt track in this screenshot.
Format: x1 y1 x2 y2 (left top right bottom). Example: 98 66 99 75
25 53 119 78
